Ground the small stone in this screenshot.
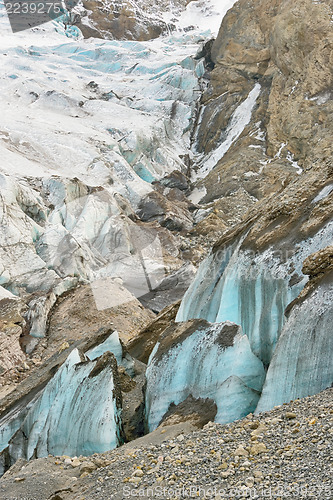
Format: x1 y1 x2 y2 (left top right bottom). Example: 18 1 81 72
234 446 249 457
248 421 260 430
245 477 255 488
14 477 25 482
94 458 109 467
59 341 70 353
285 412 297 419
71 458 81 467
251 424 267 437
132 469 144 477
64 458 73 465
254 470 264 478
250 443 267 455
129 477 142 484
80 461 97 474
147 468 159 475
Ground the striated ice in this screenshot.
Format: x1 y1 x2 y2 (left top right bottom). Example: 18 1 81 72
256 280 333 413
145 321 265 431
177 223 333 365
2 348 122 462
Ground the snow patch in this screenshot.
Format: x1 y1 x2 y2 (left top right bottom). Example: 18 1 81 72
194 83 261 179
312 184 333 204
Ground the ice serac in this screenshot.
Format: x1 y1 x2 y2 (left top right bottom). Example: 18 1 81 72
145 320 265 432
256 270 333 413
0 329 133 467
6 349 122 461
176 222 333 366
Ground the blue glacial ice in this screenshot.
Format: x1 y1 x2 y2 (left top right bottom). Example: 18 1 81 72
256 277 333 413
145 321 265 431
0 330 131 462
4 349 121 461
177 221 333 366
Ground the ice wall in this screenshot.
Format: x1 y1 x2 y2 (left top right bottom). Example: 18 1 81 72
145 321 265 431
256 278 333 413
177 222 333 365
6 349 121 461
0 331 130 464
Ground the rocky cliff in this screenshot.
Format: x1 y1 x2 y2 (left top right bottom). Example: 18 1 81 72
76 0 200 40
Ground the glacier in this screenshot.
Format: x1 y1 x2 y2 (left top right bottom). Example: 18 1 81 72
0 0 331 480
145 320 265 431
0 0 209 309
1 0 250 468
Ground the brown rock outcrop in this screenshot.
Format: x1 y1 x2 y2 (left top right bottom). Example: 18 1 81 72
77 0 195 40
302 246 333 278
192 0 332 233
127 301 180 364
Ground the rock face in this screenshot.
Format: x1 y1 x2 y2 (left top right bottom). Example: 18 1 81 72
137 191 193 232
0 290 26 399
127 301 180 363
139 263 196 313
77 0 193 40
190 0 332 228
